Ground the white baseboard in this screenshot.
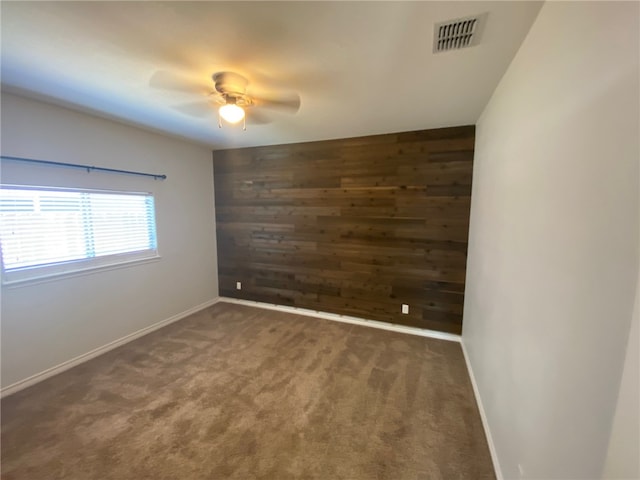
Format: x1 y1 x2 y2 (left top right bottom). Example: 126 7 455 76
219 297 461 343
461 340 503 480
0 297 221 398
1 296 460 398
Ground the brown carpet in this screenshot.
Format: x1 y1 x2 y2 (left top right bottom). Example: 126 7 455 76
1 302 495 479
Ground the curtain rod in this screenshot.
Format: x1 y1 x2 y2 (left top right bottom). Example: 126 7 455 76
1 155 167 180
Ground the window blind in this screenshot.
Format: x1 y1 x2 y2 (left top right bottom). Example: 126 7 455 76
0 186 158 283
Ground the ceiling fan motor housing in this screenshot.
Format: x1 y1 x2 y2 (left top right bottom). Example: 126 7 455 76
213 71 252 107
213 72 248 95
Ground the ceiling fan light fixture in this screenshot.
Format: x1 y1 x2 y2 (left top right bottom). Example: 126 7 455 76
219 103 245 124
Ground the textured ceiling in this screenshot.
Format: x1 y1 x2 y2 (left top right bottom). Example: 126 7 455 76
1 1 542 149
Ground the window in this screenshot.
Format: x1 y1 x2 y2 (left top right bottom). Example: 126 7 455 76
0 185 158 284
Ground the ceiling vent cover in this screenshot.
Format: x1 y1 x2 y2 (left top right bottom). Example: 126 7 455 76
433 13 487 53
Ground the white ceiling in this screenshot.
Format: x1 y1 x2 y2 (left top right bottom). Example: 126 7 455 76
1 1 542 150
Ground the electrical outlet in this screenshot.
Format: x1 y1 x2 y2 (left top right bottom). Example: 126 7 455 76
236 281 242 290
401 304 409 314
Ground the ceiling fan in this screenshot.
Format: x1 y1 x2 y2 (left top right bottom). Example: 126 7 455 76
150 70 301 130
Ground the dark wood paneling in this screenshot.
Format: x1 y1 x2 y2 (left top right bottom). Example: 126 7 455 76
213 126 475 334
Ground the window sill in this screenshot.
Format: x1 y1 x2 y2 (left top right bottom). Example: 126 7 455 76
2 255 162 289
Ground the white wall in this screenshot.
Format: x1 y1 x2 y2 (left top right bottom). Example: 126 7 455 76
463 2 639 479
1 93 218 390
604 244 640 478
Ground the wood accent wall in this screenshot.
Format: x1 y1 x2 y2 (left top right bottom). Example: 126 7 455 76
213 126 475 334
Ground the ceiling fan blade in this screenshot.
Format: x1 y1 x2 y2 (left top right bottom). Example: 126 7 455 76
252 92 301 114
246 109 273 125
149 70 209 95
172 101 216 118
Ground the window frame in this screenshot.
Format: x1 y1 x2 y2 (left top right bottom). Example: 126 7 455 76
0 184 161 286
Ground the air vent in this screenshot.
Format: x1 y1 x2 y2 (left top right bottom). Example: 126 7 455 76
433 13 487 53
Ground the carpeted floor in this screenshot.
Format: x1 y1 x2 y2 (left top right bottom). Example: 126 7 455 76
1 302 495 479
